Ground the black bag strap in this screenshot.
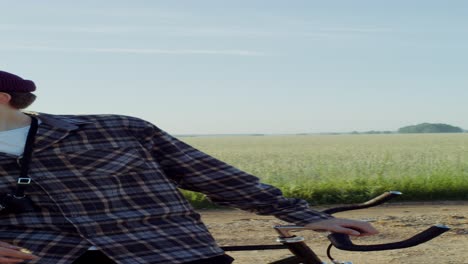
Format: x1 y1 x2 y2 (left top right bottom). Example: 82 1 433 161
14 116 39 198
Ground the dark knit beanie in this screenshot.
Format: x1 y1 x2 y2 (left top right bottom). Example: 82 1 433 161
0 71 36 92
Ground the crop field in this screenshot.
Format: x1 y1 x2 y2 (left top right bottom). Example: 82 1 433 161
178 134 468 206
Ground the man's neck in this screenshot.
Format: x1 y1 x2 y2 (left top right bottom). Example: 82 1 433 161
0 110 32 132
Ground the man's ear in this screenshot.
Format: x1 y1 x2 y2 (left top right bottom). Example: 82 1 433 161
0 92 12 105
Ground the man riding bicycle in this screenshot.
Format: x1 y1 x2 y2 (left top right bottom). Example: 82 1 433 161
0 70 377 263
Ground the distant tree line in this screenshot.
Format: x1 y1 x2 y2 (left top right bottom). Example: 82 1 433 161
345 123 465 135
350 130 394 135
398 123 463 133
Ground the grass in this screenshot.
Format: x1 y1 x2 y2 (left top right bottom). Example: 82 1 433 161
177 134 468 207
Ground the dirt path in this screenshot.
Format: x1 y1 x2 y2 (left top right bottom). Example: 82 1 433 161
199 202 468 264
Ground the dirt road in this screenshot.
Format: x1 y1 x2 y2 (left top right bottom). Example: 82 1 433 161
199 202 468 264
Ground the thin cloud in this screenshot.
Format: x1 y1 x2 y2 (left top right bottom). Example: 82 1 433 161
0 46 268 56
160 27 394 38
317 27 394 33
0 23 395 37
0 24 139 34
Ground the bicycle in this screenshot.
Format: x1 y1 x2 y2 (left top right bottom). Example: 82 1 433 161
220 191 450 264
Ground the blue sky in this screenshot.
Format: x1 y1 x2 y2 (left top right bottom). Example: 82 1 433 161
1 0 467 134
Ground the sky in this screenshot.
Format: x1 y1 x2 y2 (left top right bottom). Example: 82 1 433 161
1 0 467 134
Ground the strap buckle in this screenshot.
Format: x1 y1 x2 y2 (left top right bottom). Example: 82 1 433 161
17 178 32 184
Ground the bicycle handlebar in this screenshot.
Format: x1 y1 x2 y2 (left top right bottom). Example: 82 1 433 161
321 191 450 253
274 191 450 253
322 191 402 215
328 224 450 251
224 191 450 263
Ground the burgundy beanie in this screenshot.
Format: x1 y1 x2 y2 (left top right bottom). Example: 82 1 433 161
0 71 36 92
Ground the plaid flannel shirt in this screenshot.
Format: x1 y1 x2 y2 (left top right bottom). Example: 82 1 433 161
0 112 331 264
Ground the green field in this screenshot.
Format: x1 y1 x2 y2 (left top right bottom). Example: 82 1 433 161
178 134 468 207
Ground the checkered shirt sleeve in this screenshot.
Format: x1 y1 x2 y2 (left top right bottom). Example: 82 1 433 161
131 120 332 225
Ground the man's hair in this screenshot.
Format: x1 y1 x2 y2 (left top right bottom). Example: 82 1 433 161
7 92 37 109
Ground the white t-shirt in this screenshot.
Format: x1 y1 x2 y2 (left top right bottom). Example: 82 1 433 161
0 119 43 156
0 121 98 251
0 125 32 156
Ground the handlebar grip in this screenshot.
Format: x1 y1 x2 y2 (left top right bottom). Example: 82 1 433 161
328 225 450 251
322 191 402 215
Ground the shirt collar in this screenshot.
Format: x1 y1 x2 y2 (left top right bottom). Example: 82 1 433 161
23 111 93 131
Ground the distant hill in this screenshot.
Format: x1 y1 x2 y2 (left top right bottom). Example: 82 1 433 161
398 123 463 133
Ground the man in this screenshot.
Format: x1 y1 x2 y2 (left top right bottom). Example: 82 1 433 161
0 70 377 264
